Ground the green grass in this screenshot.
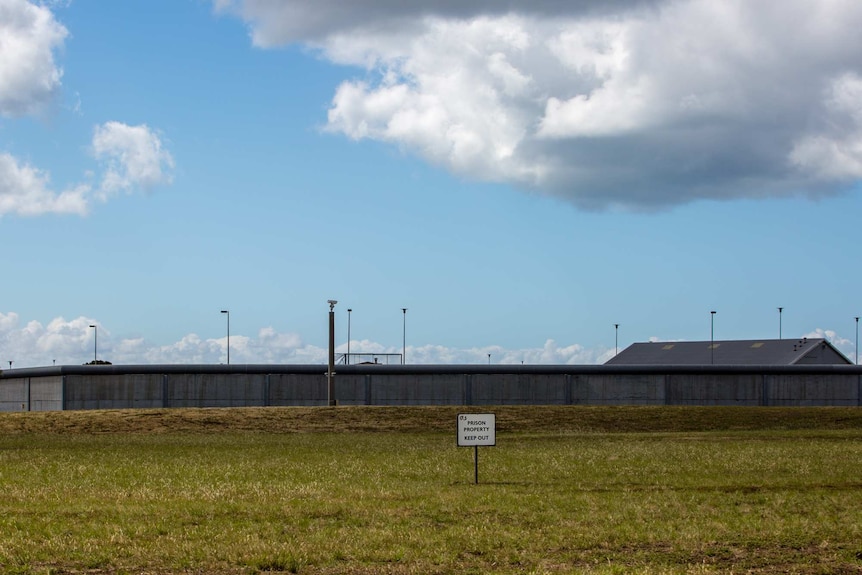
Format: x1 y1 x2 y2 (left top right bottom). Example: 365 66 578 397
1 406 861 574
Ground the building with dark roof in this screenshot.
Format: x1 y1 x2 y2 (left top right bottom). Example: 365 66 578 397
605 338 852 366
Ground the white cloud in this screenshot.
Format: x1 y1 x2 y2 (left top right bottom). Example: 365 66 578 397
0 0 68 117
407 340 608 365
325 16 547 186
1 121 174 217
0 152 89 216
789 73 862 180
0 313 606 368
0 2 173 218
92 122 175 197
0 311 18 331
218 0 862 210
0 122 174 217
0 314 100 366
538 19 650 138
2 313 856 369
804 328 855 362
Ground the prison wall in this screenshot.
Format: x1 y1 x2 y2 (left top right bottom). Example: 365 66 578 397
1 365 860 412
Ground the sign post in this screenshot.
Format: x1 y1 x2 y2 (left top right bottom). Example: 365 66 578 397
457 413 496 484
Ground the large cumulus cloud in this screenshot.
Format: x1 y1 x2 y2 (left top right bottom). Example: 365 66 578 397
217 0 862 209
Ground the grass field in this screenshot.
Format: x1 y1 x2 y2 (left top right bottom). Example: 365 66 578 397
1 406 861 574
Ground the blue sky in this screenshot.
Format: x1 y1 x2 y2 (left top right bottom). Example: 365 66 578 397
1 0 861 367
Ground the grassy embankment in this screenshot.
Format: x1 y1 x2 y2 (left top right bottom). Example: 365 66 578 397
1 405 861 574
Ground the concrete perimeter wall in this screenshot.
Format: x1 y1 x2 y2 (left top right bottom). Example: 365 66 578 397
1 365 860 412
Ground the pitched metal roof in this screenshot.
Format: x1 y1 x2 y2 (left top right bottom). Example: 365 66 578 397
605 338 852 365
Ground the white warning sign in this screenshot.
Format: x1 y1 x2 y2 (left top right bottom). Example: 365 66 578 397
457 413 496 446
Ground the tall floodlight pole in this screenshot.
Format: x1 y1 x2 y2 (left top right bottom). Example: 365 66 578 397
347 308 352 365
778 307 783 339
328 300 337 406
615 323 619 356
89 324 97 363
856 316 859 365
220 310 230 365
402 308 407 365
710 311 716 365
488 353 491 365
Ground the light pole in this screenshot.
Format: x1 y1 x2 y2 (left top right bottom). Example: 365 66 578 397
347 308 352 365
220 310 230 365
488 353 491 365
856 316 859 365
402 308 407 365
614 323 619 356
710 311 716 364
778 307 783 339
327 300 337 406
89 324 97 363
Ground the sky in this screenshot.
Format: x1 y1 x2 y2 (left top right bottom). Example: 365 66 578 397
1 0 861 368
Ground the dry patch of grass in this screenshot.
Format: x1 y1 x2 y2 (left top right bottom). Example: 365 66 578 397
2 405 862 435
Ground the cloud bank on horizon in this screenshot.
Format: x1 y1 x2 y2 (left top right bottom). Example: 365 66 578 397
218 0 862 210
0 312 610 367
0 312 855 369
1 311 856 368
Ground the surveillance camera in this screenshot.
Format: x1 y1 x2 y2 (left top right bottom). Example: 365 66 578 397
328 299 338 305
